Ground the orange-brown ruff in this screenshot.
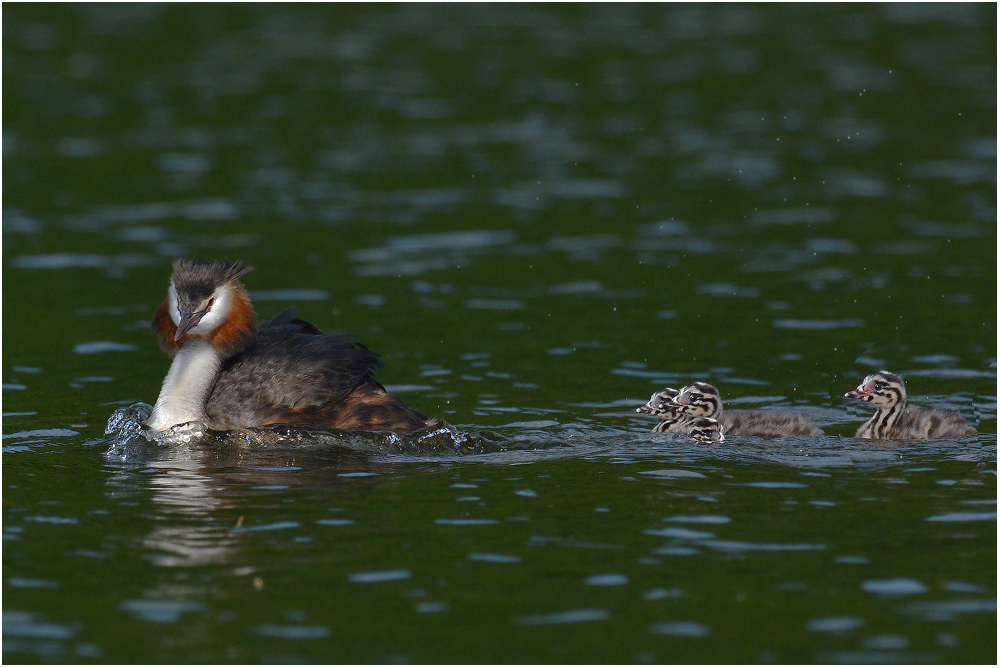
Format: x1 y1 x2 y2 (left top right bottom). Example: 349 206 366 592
147 258 429 434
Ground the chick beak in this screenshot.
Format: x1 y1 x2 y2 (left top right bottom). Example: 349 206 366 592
845 386 872 401
638 397 658 414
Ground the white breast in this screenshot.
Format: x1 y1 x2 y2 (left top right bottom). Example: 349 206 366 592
147 339 222 431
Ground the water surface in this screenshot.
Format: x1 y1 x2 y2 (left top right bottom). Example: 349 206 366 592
3 4 996 663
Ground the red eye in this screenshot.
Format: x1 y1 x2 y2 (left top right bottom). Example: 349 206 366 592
207 298 215 308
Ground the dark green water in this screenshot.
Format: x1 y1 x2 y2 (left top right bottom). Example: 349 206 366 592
3 4 996 663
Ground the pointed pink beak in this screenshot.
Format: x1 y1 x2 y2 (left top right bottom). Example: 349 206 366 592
845 384 873 400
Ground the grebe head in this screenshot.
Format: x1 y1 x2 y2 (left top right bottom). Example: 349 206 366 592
669 382 722 417
152 259 257 357
845 371 905 408
636 387 679 416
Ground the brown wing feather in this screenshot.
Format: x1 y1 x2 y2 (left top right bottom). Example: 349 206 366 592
267 381 429 433
204 308 427 433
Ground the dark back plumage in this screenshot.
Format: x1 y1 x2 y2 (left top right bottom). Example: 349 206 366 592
204 308 428 432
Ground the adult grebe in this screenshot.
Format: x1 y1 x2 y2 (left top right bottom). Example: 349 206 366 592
667 382 822 438
636 388 725 444
845 370 976 440
146 258 429 435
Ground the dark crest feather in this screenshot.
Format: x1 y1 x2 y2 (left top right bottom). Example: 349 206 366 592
171 258 254 303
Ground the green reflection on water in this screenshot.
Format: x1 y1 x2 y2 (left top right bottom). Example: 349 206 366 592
2 3 995 663
3 450 995 663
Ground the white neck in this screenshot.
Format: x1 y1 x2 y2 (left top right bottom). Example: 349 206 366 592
147 339 222 431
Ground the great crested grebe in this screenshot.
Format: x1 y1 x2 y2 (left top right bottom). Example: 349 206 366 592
844 370 976 440
667 382 823 438
636 388 725 444
146 258 430 435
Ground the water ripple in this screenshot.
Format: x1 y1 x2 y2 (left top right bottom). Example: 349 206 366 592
898 598 996 621
862 578 929 595
347 569 411 583
585 573 628 586
649 621 711 637
515 608 609 625
3 611 76 639
468 553 521 563
230 521 300 534
639 469 707 479
697 540 826 553
662 515 732 524
925 511 996 522
119 600 204 624
256 624 329 639
72 341 138 354
806 616 866 632
772 318 865 330
644 527 715 540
